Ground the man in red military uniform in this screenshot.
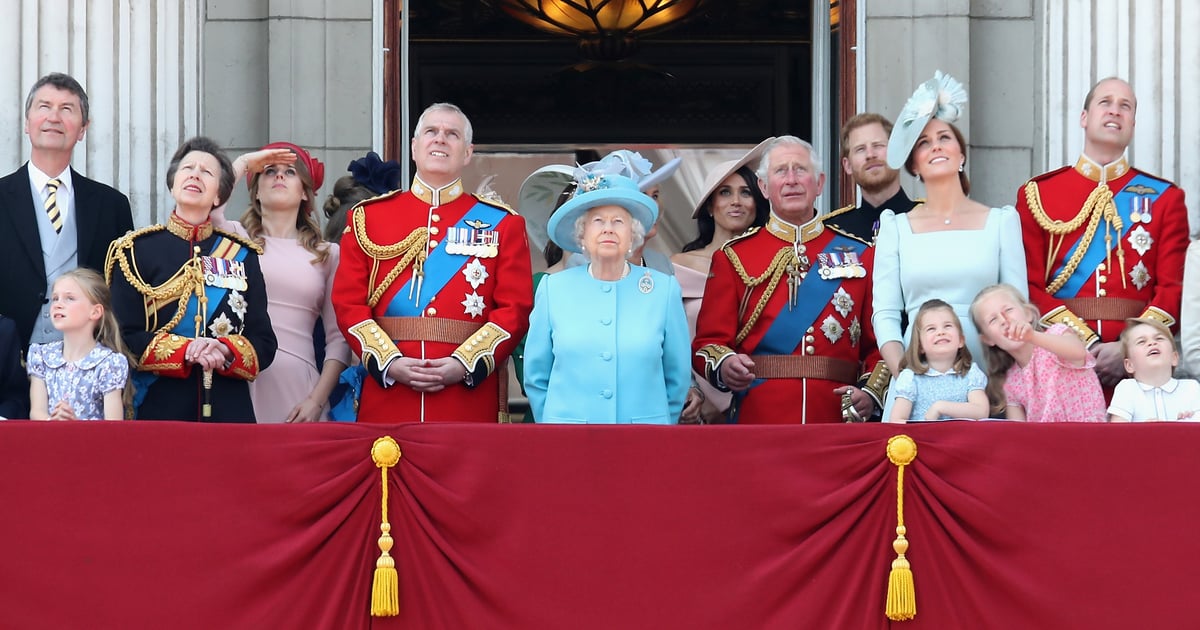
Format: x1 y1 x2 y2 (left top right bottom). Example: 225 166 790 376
693 136 888 423
1017 77 1188 387
332 103 533 422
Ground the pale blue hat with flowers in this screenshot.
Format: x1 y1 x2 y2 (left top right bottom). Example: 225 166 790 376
886 70 969 169
547 151 660 254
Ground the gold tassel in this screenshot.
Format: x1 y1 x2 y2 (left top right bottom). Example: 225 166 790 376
885 435 918 621
370 436 402 617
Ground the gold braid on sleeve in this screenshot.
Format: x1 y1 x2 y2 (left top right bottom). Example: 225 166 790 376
726 247 794 346
351 208 430 308
1027 181 1121 295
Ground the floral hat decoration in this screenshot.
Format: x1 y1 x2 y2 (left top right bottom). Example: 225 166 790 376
886 70 969 169
348 151 403 195
546 151 660 254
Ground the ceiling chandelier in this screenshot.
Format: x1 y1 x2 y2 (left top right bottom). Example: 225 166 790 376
490 0 706 61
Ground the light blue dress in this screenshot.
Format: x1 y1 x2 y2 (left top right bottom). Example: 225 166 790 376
524 265 690 424
893 364 987 421
873 205 1028 367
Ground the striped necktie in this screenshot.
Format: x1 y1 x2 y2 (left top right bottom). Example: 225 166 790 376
45 178 63 234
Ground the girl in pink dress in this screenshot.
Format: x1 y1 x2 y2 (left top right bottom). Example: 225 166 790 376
215 144 351 422
970 283 1106 422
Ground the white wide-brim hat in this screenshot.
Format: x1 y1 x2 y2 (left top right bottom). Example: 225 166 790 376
547 173 658 254
517 164 576 252
691 138 775 219
886 70 968 170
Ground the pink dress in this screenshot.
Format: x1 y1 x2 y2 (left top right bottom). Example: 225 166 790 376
218 219 351 422
674 261 732 416
1003 323 1106 422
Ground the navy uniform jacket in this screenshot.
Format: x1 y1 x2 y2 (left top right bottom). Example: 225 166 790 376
106 213 277 422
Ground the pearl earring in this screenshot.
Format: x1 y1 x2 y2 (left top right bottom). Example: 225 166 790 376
959 162 965 173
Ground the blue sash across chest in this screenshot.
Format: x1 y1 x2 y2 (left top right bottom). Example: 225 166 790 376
385 201 507 316
1052 173 1166 298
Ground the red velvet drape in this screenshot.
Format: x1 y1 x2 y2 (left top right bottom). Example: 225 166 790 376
1 422 1196 629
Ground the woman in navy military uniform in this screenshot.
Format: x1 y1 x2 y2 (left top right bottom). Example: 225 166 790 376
105 137 276 422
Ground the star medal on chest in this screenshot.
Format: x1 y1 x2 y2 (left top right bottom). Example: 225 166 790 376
462 258 489 290
1127 225 1153 257
462 292 485 318
201 256 249 291
638 270 654 294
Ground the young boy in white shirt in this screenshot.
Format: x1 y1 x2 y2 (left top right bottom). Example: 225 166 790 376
1108 318 1200 422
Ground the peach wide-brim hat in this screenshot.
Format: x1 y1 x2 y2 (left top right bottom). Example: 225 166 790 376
691 137 774 219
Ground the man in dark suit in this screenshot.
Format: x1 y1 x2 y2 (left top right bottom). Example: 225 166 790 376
0 73 133 351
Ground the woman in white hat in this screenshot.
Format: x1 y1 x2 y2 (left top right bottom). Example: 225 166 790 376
671 142 771 423
523 153 691 424
873 71 1027 415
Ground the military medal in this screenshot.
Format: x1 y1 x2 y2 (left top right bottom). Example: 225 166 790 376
1130 197 1152 224
200 256 249 291
840 249 867 278
821 314 844 344
638 270 654 294
462 258 489 289
831 287 854 318
1128 225 1153 257
462 292 485 318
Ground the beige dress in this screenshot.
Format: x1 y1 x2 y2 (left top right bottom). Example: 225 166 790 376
674 261 732 417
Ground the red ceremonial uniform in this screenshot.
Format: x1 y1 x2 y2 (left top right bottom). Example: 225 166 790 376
1017 155 1188 344
332 176 533 423
693 213 888 423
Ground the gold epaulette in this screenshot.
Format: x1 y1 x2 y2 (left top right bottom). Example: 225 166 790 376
825 204 856 219
719 226 761 252
823 221 871 246
355 188 403 211
213 227 264 255
104 225 166 284
473 193 518 215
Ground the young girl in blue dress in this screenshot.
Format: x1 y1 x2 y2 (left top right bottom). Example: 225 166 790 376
888 298 989 422
28 268 131 420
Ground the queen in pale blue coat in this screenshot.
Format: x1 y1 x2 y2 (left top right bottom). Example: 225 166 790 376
524 157 690 424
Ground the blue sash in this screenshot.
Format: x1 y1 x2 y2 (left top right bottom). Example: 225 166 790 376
385 201 508 316
1052 173 1166 298
132 236 249 412
730 234 867 422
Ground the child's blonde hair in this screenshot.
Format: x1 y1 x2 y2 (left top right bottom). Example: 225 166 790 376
1118 317 1177 359
54 268 135 410
968 283 1041 415
901 298 974 376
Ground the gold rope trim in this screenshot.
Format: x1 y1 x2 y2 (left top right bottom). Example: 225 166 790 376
370 436 402 617
107 238 206 337
1026 181 1125 294
352 208 431 308
885 435 917 621
726 247 796 346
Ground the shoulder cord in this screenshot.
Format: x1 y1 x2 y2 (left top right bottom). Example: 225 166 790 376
727 247 796 346
1025 181 1124 294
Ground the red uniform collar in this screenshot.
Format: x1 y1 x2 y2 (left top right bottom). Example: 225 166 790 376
166 211 214 241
